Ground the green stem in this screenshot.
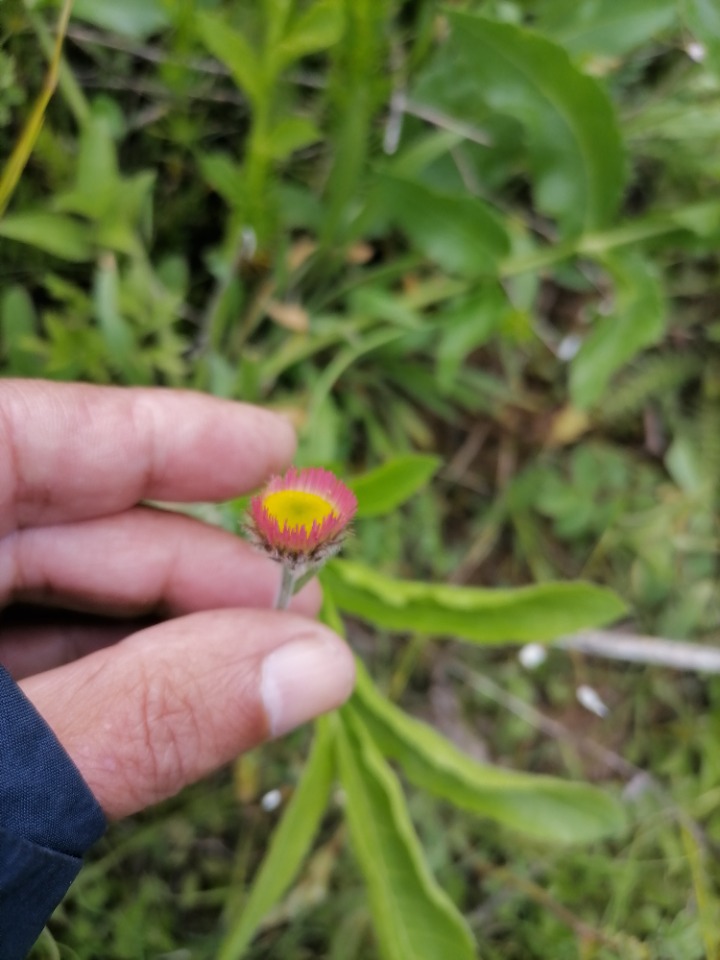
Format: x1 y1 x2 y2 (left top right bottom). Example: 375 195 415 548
275 564 296 610
499 215 690 279
244 102 271 240
27 7 89 127
318 0 386 259
0 0 75 217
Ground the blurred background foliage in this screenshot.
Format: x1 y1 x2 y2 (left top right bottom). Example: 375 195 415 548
2 0 720 956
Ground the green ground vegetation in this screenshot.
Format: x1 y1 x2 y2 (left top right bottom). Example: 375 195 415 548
2 0 720 957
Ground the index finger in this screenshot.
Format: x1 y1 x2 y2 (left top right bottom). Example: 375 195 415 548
0 380 296 534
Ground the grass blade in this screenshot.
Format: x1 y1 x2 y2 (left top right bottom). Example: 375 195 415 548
0 0 74 217
217 721 335 960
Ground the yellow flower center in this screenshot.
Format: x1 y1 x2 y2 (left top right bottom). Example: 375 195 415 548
263 490 336 530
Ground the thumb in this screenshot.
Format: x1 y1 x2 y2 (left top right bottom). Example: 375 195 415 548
19 610 355 819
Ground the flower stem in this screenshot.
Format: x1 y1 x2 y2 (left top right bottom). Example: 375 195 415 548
275 564 296 610
0 0 75 217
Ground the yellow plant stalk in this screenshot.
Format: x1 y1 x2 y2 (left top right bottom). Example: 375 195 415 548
0 0 74 218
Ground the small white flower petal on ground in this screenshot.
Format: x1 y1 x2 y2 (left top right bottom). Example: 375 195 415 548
518 643 547 670
576 684 610 718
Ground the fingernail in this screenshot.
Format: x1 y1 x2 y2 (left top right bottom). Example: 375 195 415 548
260 630 355 737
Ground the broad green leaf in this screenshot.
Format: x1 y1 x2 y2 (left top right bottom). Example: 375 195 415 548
416 13 625 236
538 0 677 58
336 710 477 960
0 212 93 261
350 455 442 518
265 117 321 160
217 721 335 960
381 174 509 277
197 14 262 107
322 559 626 643
354 664 627 844
71 0 169 39
570 252 666 409
274 0 344 70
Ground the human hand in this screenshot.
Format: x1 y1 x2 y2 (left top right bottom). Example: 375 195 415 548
0 381 355 818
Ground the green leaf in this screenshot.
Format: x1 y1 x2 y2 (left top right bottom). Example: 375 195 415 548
198 152 245 207
683 0 720 74
685 0 720 34
265 117 321 160
75 114 119 215
322 559 626 643
217 721 335 960
0 286 35 339
348 286 423 330
436 286 506 392
335 710 477 960
71 0 169 39
0 212 93 261
274 0 344 70
538 0 677 58
113 171 156 238
0 285 41 376
264 0 294 44
306 327 408 435
665 436 706 496
93 255 140 379
570 252 666 409
354 663 627 844
668 200 720 238
381 173 509 277
350 455 442 518
416 13 625 236
54 115 154 251
197 13 262 106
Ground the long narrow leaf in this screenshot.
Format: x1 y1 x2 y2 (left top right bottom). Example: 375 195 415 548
570 252 666 409
335 709 477 960
323 559 627 643
0 212 93 261
354 663 627 844
350 455 442 518
196 13 263 107
217 721 335 960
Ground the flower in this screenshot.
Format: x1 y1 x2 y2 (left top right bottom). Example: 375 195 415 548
246 466 357 570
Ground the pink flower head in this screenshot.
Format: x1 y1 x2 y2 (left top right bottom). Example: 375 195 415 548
247 467 357 569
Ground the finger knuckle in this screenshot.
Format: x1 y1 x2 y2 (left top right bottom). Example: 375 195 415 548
124 655 203 804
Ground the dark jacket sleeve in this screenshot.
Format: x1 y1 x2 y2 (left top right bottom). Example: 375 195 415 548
0 665 107 959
